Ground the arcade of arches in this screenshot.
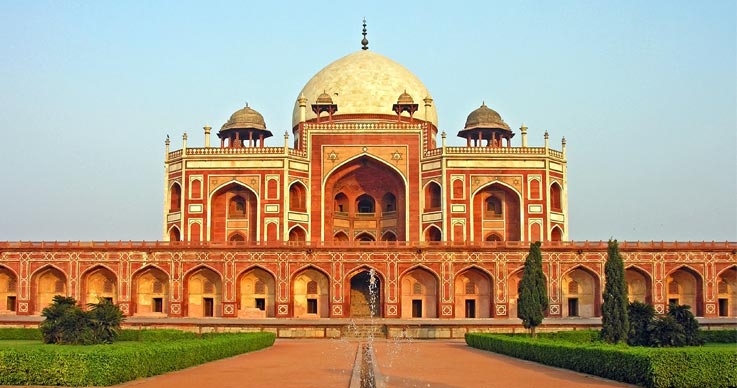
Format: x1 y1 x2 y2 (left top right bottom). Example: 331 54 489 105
0 246 734 319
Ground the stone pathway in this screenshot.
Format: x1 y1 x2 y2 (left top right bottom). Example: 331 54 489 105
1 339 636 388
372 340 635 388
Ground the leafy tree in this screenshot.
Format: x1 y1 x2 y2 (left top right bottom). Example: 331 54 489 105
627 301 655 346
668 303 703 346
517 241 548 338
600 239 629 343
39 295 124 345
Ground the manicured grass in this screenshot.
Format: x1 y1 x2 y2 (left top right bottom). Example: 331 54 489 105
466 330 737 388
0 328 276 386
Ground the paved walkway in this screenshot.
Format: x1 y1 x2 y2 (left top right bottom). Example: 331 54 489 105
108 339 634 388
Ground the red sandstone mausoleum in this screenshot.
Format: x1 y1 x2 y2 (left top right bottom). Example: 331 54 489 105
0 26 735 324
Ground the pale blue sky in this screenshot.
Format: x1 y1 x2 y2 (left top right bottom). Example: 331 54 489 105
0 1 734 241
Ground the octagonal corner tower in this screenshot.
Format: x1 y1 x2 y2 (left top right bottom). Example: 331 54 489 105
291 50 438 128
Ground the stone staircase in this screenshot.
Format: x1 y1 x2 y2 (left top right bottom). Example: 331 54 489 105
342 324 386 339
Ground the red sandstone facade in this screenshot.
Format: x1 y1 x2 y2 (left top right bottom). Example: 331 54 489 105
0 45 735 321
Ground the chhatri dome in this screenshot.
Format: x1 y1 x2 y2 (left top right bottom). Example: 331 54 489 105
292 50 438 128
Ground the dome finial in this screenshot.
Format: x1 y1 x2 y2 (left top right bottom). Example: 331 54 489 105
361 18 369 50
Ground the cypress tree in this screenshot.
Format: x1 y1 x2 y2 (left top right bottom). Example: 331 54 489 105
517 241 548 338
601 239 629 343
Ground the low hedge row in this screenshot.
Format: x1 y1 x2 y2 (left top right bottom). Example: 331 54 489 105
466 333 737 388
700 329 737 344
537 330 601 344
0 328 42 340
0 332 276 386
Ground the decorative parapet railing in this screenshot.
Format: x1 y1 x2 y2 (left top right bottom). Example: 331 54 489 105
303 122 424 131
1 240 734 252
167 147 307 160
425 146 564 160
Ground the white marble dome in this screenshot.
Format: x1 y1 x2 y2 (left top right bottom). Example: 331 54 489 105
292 50 437 128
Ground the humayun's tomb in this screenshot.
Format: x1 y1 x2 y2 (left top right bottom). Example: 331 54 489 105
0 25 735 336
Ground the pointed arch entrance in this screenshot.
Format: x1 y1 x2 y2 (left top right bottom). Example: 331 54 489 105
472 182 521 241
400 267 438 318
562 266 600 317
238 267 276 318
325 156 406 241
292 267 329 318
666 267 704 316
185 267 222 317
210 182 258 241
717 266 737 317
625 267 652 304
132 266 169 316
32 266 67 314
348 269 382 318
0 266 17 314
454 267 492 318
81 266 117 306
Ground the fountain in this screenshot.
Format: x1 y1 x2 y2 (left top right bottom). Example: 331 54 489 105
349 269 385 388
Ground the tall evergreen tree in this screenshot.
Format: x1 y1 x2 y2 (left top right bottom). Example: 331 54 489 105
517 241 548 338
601 239 629 343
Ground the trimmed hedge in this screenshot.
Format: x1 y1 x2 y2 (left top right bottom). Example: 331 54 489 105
700 329 737 344
0 328 42 341
0 331 276 386
466 333 737 388
537 330 602 344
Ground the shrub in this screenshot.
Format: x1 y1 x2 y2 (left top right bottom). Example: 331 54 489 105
39 295 124 345
648 315 687 347
465 332 737 388
538 330 601 344
0 331 276 386
668 303 703 346
628 301 655 346
700 329 737 344
87 299 125 344
0 328 42 341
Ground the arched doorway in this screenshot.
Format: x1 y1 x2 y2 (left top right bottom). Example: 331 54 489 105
454 268 492 318
425 225 441 241
185 267 222 317
625 267 652 304
473 183 521 241
210 183 258 241
238 267 275 318
288 226 306 242
666 267 704 316
717 267 737 317
289 182 307 213
168 226 180 242
324 156 407 241
292 267 329 318
132 266 169 316
81 266 117 306
0 267 17 314
32 266 67 314
400 267 438 318
551 226 563 241
562 267 600 317
349 269 382 318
